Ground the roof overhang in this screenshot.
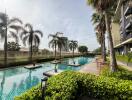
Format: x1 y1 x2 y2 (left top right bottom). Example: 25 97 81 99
114 38 132 48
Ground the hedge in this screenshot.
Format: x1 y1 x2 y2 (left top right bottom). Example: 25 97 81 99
15 84 42 100
15 71 132 100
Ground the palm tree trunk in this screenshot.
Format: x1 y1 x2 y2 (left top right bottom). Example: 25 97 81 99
60 47 61 59
73 48 75 64
55 41 57 60
105 12 117 71
73 49 74 58
101 38 103 58
30 38 33 63
102 33 106 63
30 45 33 63
4 24 7 67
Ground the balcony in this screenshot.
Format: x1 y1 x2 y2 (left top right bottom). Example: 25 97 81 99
120 25 123 34
125 32 132 40
121 31 132 42
124 1 132 17
125 16 132 30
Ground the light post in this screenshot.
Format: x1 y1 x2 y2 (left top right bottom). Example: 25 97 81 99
41 77 48 100
54 64 58 73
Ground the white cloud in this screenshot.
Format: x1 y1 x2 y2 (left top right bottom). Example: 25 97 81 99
0 0 99 51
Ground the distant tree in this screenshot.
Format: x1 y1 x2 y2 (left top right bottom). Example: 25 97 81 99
57 36 67 59
93 47 101 54
78 46 88 54
21 23 43 62
69 40 78 58
0 12 22 67
48 32 63 60
42 49 51 55
32 45 39 53
7 42 20 51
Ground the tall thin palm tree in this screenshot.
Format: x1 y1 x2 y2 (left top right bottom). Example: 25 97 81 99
87 0 117 71
69 40 78 58
20 23 43 62
91 12 106 62
0 12 22 67
57 37 67 59
48 32 63 60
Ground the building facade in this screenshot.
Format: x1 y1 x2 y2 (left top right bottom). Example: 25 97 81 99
114 0 132 54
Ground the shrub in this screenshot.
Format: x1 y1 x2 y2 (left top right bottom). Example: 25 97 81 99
45 73 78 100
14 84 42 100
15 71 132 100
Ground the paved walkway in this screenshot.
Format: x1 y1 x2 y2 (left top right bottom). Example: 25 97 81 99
79 59 101 75
79 59 132 75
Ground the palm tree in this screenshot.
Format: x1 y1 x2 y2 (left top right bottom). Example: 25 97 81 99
0 12 22 67
91 12 106 62
20 23 43 62
87 0 117 71
48 32 63 60
57 37 67 59
69 40 78 58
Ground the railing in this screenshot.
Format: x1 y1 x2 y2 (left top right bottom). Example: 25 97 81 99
126 32 132 40
124 1 132 17
125 16 132 28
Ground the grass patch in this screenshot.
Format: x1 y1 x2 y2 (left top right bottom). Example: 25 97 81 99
101 64 132 80
116 54 132 63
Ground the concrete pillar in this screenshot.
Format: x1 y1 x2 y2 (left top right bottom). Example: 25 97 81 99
124 44 128 55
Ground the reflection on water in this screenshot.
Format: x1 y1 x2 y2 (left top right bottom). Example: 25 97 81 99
0 69 40 100
0 57 93 100
58 57 93 71
78 57 88 65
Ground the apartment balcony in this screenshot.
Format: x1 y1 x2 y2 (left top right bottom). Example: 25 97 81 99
125 16 132 30
120 18 122 23
121 31 132 42
124 1 132 17
125 32 132 40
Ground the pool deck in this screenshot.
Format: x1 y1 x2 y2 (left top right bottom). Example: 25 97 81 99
80 58 132 75
79 58 102 75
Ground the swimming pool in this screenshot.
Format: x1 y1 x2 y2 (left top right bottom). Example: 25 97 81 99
0 57 93 100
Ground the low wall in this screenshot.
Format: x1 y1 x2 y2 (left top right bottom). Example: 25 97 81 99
0 53 84 68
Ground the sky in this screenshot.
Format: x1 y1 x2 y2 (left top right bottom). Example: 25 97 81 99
0 0 100 51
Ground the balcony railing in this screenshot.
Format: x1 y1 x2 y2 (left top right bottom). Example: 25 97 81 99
121 32 132 42
124 1 132 17
126 32 132 40
125 16 132 30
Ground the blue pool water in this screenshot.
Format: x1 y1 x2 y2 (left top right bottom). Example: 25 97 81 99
0 57 93 100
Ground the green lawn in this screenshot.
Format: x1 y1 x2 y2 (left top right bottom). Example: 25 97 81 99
116 54 132 63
